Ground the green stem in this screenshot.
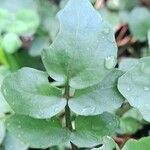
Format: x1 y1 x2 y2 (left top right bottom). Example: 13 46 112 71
64 83 78 150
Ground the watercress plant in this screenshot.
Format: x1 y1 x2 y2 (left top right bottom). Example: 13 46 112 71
3 0 150 149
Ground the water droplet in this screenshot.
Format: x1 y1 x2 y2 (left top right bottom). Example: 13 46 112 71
102 36 105 39
127 87 130 91
17 134 21 138
3 88 7 95
18 125 21 129
102 27 110 35
144 86 149 91
12 101 15 106
81 106 95 114
104 56 117 69
87 47 90 50
54 107 59 112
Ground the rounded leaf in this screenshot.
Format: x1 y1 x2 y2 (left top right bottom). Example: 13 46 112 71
2 67 67 119
70 112 119 148
118 57 150 121
2 33 22 54
6 114 70 148
42 0 117 89
122 137 150 150
69 69 124 115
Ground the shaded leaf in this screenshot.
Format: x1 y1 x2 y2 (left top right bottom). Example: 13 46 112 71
69 69 124 116
118 57 150 121
2 67 66 119
122 137 150 150
6 114 70 148
70 112 119 148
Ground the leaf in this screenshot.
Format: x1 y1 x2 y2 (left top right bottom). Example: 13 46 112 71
119 0 139 11
122 137 150 150
42 0 118 89
6 114 70 148
2 67 66 119
2 132 28 150
37 0 59 40
70 112 119 148
0 0 37 14
29 36 50 57
0 9 10 33
148 30 150 49
118 57 150 122
120 117 142 134
92 136 120 150
0 66 11 113
119 58 138 72
128 7 150 42
69 69 124 116
0 120 5 144
2 33 22 54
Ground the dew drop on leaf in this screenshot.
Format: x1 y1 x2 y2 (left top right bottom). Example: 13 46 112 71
81 106 95 114
144 86 149 91
18 125 22 129
102 27 110 35
104 56 117 69
127 87 131 91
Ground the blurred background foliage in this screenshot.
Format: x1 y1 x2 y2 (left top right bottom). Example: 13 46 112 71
0 0 150 149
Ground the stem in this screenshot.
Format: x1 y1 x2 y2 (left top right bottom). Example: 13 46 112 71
64 83 78 150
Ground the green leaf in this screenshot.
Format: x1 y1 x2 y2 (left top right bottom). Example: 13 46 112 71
120 117 142 134
37 0 59 40
118 57 150 122
0 9 10 33
6 114 70 148
122 137 150 150
16 10 40 35
29 36 50 57
2 132 28 150
0 120 5 144
119 0 139 11
128 7 150 42
2 67 66 119
69 69 124 115
92 136 119 150
148 30 150 49
70 112 119 148
2 33 22 54
42 0 117 89
119 58 138 72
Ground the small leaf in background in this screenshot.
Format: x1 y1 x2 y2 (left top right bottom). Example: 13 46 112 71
69 69 124 116
0 120 5 145
29 36 50 57
37 0 59 41
0 9 10 33
119 0 140 11
42 0 117 89
119 58 138 72
6 114 70 148
1 33 22 54
119 108 143 134
122 137 150 150
2 132 28 150
70 112 119 148
128 7 150 42
15 10 40 35
2 67 66 119
118 57 150 122
92 136 120 150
